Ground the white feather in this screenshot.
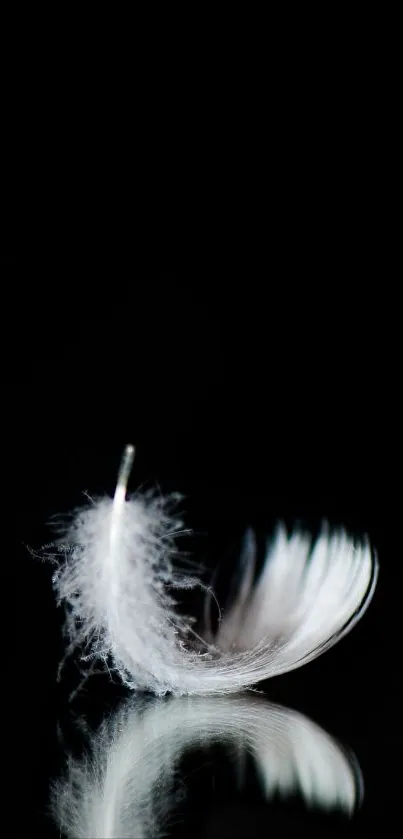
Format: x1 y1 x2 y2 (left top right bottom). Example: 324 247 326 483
52 695 362 837
48 445 378 696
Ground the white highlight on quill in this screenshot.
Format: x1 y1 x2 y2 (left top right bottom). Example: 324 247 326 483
52 695 363 838
49 445 378 696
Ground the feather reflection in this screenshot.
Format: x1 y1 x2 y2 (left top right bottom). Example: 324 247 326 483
52 695 363 837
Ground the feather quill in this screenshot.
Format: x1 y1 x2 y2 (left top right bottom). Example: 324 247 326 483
52 695 362 837
47 445 378 696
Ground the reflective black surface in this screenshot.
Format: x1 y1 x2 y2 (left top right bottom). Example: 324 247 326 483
11 269 399 835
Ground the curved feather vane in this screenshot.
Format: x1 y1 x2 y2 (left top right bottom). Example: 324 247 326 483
49 445 378 696
52 695 362 837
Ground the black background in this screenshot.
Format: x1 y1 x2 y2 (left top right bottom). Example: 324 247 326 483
2 8 399 832
8 262 400 836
